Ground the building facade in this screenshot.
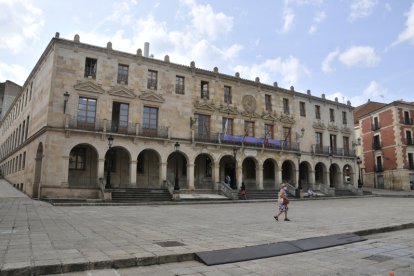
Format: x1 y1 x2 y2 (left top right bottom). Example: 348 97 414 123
0 80 21 120
356 100 414 191
0 34 359 199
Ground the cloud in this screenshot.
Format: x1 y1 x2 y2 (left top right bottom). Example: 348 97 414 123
282 8 295 33
325 81 387 106
233 56 310 87
348 0 378 21
0 61 29 85
309 11 326 34
363 80 387 98
338 46 380 67
321 49 339 73
0 0 45 53
392 2 414 46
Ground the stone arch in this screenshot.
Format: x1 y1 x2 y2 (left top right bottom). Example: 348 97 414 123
329 163 341 188
282 160 296 186
263 158 278 189
299 161 312 189
68 143 99 187
167 150 188 190
242 157 258 189
220 155 237 189
194 153 214 189
136 149 161 188
33 142 43 198
315 162 327 186
105 146 131 188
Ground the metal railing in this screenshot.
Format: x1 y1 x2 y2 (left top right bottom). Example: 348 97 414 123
195 131 220 143
106 120 136 135
67 116 103 132
372 123 381 131
138 124 169 138
219 182 237 200
405 137 414 145
375 164 384 172
401 118 413 125
373 142 382 150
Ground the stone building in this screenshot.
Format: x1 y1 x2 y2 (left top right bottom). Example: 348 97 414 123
355 100 414 191
0 80 21 120
0 33 359 200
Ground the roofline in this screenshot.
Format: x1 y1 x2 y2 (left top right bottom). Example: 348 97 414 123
357 100 414 120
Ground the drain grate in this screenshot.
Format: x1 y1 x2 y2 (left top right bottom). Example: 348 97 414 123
363 254 393 263
155 241 186 247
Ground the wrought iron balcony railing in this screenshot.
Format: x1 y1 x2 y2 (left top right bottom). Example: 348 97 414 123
372 123 381 131
373 142 382 150
375 164 384 172
401 118 413 125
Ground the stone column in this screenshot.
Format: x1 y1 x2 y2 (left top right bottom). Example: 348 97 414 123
62 156 70 186
236 162 242 189
130 160 137 187
213 162 220 190
188 163 195 190
309 170 316 189
98 158 105 180
160 162 167 185
256 164 263 190
275 166 282 189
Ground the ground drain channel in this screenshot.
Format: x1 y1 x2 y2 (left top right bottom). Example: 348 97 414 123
195 233 366 266
155 241 186 247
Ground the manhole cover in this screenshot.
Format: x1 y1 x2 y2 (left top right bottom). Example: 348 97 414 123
155 241 186 247
363 255 393 263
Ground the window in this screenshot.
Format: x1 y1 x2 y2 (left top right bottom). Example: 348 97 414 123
342 111 347 125
315 132 323 148
224 86 232 104
201 81 209 99
197 114 210 136
84 58 97 79
283 127 291 146
77 97 96 129
404 111 411 124
406 130 413 145
147 70 158 89
22 152 26 169
343 137 349 155
143 106 158 129
265 124 274 140
300 101 306 117
283 98 289 114
315 105 321 119
265 94 272 111
222 117 233 135
175 76 185 94
244 121 255 137
373 117 380 130
330 134 337 153
117 64 129 84
408 153 414 169
373 135 381 149
376 156 383 172
330 108 335 122
69 147 86 170
111 102 129 133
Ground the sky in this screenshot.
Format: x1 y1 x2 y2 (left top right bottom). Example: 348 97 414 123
1 0 414 107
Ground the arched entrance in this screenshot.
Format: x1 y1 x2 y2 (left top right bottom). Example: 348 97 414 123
242 157 257 189
263 159 277 189
299 161 311 189
329 163 341 188
33 143 43 198
136 149 161 188
220 155 236 189
194 154 213 189
282 160 295 185
68 144 98 187
104 146 131 188
315 162 327 186
167 151 188 189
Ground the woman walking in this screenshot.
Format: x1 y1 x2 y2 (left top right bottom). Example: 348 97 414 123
274 183 290 221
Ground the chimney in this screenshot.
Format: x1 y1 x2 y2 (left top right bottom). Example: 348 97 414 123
144 42 150 57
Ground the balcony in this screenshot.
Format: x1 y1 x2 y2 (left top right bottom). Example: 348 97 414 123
372 123 381 131
195 131 220 143
138 124 168 139
405 137 414 145
106 120 135 135
67 116 103 132
373 142 382 150
313 145 330 155
401 118 413 125
375 164 384 172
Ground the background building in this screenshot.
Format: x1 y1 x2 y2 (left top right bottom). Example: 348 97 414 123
0 80 21 121
0 33 359 200
355 100 414 191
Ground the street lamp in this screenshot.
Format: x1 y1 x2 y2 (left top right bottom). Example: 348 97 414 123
233 148 238 189
356 156 362 188
105 135 114 189
174 142 180 190
63 91 70 114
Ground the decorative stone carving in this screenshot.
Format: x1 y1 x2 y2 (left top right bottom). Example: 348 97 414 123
218 105 238 115
108 86 136 98
138 91 165 103
242 95 256 113
341 126 351 134
194 100 216 112
74 81 104 94
241 111 260 118
262 112 278 121
327 123 340 132
312 120 326 130
280 114 295 124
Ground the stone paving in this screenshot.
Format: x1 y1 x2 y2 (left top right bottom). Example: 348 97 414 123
0 179 414 275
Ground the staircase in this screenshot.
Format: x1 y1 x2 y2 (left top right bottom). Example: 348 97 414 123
110 188 172 202
244 189 278 200
334 189 356 196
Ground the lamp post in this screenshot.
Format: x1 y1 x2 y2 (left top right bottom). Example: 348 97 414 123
105 135 114 189
356 156 362 188
233 148 237 189
174 142 180 190
63 91 70 114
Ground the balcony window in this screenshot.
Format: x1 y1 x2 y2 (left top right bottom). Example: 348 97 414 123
343 136 349 155
77 97 96 129
315 105 321 119
224 86 232 104
373 135 381 150
283 98 289 114
265 124 274 140
175 76 185 94
373 117 380 130
315 132 323 149
117 64 129 84
147 70 158 90
84 58 97 79
197 114 210 137
408 153 414 170
143 106 158 129
283 127 291 146
244 121 255 137
222 117 233 135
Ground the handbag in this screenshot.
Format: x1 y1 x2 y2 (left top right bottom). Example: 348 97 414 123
283 198 290 205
